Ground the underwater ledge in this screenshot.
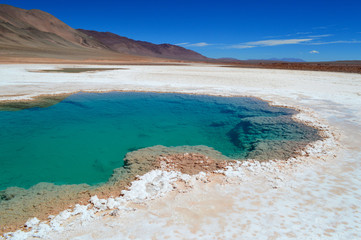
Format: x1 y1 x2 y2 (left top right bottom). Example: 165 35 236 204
0 91 337 236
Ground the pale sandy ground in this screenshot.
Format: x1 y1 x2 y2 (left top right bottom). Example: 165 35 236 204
1 64 361 239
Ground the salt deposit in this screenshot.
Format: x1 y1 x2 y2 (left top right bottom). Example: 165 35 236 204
1 64 361 239
121 170 188 202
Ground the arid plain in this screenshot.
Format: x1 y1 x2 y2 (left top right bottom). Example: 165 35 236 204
1 3 361 239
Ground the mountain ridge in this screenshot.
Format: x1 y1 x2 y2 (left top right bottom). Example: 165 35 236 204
0 4 106 49
0 4 208 61
77 29 207 61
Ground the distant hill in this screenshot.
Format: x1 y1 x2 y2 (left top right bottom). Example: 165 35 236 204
243 58 305 63
0 4 208 61
267 58 305 62
216 57 242 63
78 29 208 61
216 57 305 63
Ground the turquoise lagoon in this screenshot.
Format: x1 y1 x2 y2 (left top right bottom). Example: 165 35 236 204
0 92 320 190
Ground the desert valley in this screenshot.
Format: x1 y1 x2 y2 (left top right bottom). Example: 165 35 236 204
0 3 361 240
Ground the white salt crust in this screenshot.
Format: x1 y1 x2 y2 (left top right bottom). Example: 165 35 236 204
2 171 206 239
1 64 360 239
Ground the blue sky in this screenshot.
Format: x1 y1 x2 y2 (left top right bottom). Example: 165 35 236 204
2 0 361 61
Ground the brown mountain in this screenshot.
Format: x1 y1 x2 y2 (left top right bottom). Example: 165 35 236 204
0 4 107 50
78 29 208 61
0 4 208 62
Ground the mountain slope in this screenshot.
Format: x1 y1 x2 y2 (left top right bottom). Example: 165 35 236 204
78 29 208 61
0 4 106 50
0 4 208 62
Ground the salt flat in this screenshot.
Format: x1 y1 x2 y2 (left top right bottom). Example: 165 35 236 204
1 64 361 239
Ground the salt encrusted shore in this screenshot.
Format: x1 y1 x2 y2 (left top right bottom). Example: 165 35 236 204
2 107 339 240
1 64 361 239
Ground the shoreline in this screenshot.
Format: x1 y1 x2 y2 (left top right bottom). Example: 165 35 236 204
0 91 337 237
1 102 339 239
0 64 360 239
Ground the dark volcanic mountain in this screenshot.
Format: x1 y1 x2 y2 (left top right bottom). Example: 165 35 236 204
77 29 208 61
0 4 208 61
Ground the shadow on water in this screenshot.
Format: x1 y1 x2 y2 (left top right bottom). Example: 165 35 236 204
0 94 72 111
62 100 90 109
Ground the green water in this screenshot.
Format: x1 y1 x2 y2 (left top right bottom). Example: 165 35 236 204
0 92 320 190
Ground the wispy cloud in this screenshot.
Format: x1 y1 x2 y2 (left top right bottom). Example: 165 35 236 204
230 38 313 49
187 42 211 47
233 45 256 49
265 31 312 39
308 34 333 38
309 50 319 54
228 34 361 50
177 34 360 51
308 40 361 45
175 42 190 46
176 42 212 47
265 31 333 39
248 39 313 46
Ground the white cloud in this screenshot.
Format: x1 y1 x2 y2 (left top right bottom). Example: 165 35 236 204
308 34 333 38
247 39 313 46
309 50 319 54
177 36 361 51
265 32 312 39
177 42 212 47
187 42 211 47
230 38 313 49
231 45 255 49
309 40 361 45
175 42 189 46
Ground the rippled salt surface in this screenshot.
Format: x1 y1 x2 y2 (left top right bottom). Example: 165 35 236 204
0 92 320 190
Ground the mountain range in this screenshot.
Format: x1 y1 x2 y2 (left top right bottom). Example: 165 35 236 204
77 29 207 61
218 57 305 63
2 3 360 75
0 4 207 62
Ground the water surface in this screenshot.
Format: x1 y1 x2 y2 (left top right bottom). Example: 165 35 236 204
0 92 320 190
